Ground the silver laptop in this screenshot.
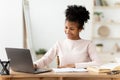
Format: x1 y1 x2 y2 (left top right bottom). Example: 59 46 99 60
5 48 51 74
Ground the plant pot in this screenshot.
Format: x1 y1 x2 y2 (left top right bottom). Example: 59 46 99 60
96 46 103 53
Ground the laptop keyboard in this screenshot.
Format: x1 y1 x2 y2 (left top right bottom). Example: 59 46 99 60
34 68 52 74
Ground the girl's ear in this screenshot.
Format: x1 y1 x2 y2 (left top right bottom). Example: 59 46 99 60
79 29 82 32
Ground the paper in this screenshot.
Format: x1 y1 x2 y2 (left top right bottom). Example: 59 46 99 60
52 68 87 72
100 63 120 70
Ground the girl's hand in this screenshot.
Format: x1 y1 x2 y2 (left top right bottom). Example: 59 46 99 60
33 64 38 70
58 64 75 68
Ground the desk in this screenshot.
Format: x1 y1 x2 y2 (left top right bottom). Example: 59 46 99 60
1 71 120 80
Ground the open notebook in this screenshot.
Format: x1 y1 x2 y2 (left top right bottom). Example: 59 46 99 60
52 68 87 72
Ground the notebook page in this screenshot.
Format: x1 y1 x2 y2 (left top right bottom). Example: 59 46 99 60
52 68 87 72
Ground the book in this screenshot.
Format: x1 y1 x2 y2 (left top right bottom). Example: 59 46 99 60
87 63 120 73
52 68 87 73
101 0 108 6
94 0 102 6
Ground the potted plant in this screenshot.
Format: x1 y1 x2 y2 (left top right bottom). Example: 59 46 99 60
94 12 103 22
96 43 103 53
96 44 103 47
36 48 47 59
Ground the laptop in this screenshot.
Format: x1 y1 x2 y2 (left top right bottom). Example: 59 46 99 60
5 48 52 74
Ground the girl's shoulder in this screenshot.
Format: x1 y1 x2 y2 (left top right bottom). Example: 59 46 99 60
55 39 93 45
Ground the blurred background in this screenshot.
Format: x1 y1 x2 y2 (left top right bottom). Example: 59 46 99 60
0 0 120 68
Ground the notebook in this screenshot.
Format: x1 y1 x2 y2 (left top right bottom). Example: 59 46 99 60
52 68 87 72
5 48 52 74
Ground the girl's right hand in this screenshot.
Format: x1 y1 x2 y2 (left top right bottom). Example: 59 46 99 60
33 64 38 70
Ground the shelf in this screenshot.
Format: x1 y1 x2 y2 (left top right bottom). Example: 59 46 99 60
92 37 120 40
94 6 120 9
93 0 120 63
98 51 120 54
93 21 120 25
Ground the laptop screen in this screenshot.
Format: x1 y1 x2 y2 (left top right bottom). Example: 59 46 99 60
5 48 35 73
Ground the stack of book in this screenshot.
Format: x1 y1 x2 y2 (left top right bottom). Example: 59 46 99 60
94 0 108 6
87 63 120 73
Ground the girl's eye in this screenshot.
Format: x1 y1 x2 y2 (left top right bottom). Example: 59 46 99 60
70 28 75 30
65 26 75 30
65 26 68 29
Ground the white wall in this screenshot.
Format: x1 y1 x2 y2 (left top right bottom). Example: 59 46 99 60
0 0 23 61
29 0 93 51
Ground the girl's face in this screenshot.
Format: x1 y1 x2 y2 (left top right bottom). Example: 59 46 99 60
64 20 82 40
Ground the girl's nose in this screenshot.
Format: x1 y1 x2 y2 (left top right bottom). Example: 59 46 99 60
66 29 70 34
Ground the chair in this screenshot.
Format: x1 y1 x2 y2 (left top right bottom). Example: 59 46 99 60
57 56 60 68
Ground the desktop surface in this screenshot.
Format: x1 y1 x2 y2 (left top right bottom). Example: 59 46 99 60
1 71 120 80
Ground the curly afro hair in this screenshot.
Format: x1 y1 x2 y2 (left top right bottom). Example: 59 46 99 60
65 5 90 29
